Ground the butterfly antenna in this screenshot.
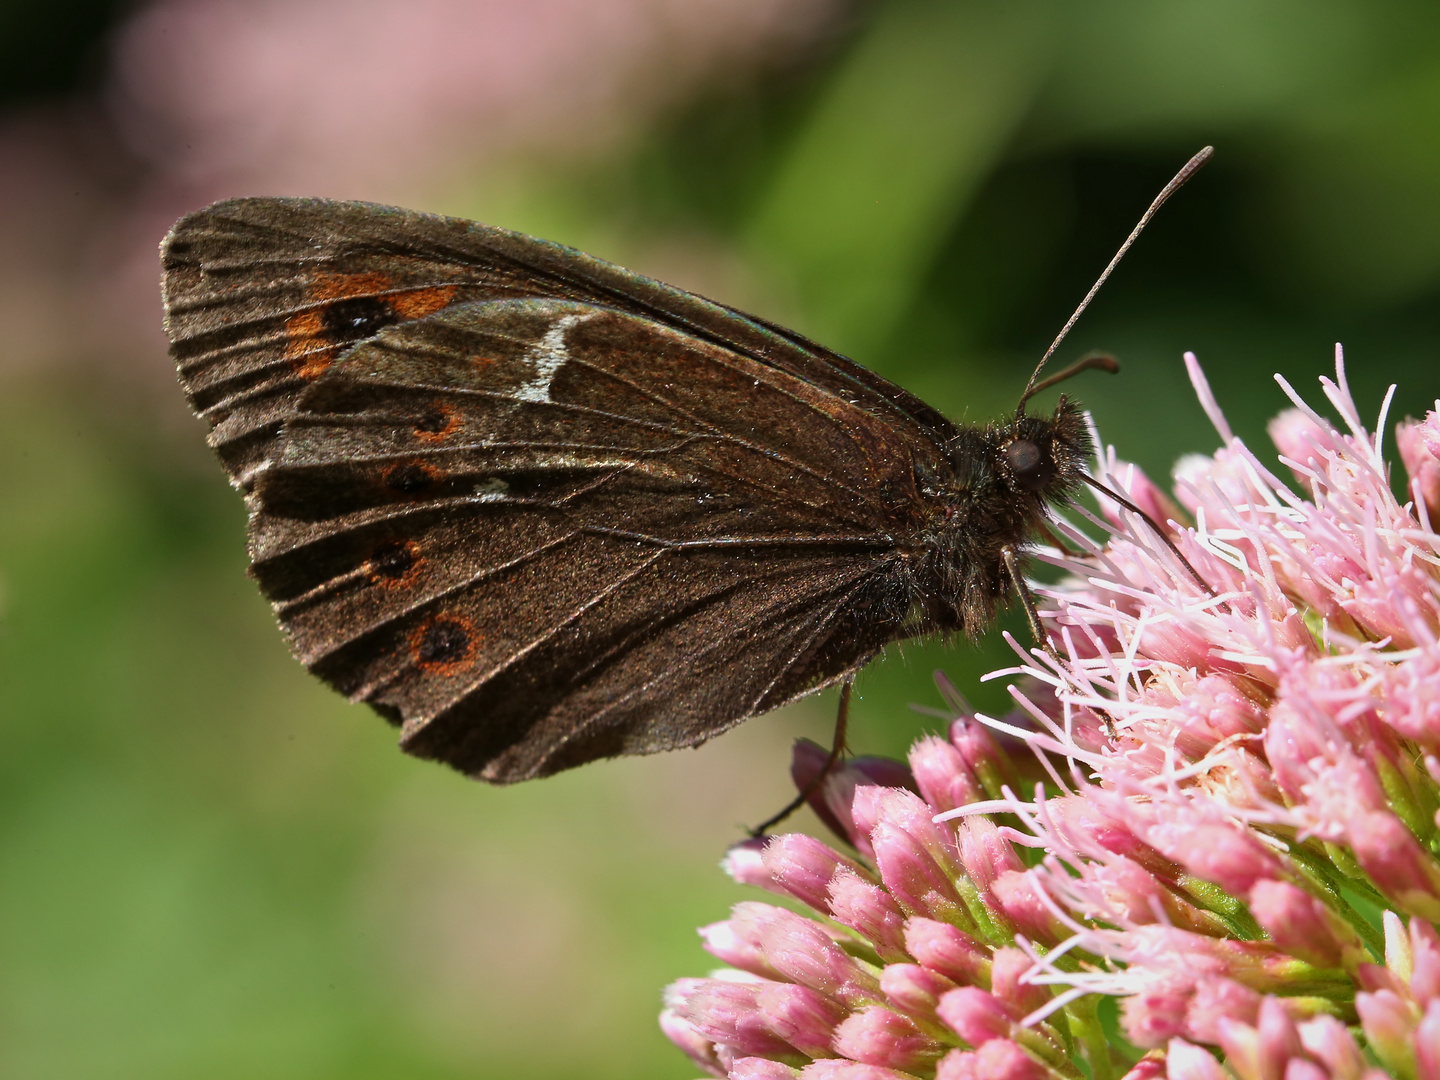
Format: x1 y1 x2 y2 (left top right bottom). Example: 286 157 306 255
1017 146 1214 415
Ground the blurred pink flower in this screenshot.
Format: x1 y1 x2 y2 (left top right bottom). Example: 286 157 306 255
663 348 1440 1080
110 0 837 199
0 0 842 384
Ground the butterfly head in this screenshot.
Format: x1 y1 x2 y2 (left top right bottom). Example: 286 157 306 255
1002 394 1093 505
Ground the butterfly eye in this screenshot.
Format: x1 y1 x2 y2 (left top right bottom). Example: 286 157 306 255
1005 438 1053 490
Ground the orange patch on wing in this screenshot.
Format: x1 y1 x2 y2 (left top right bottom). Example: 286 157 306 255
283 276 457 382
471 355 497 373
413 402 462 443
283 309 335 379
391 284 458 319
310 271 394 301
410 614 481 676
282 273 397 380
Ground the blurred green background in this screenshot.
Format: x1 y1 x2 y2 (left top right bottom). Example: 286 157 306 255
3 0 1440 1076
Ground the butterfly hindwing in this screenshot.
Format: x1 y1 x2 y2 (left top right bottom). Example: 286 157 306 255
250 300 920 779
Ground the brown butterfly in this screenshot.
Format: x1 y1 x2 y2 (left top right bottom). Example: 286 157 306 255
161 149 1210 789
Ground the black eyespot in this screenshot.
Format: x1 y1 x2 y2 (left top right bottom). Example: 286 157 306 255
410 614 480 673
321 296 399 340
370 540 415 579
414 410 449 434
418 620 470 664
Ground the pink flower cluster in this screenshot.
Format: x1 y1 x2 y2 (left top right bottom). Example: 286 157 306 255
662 350 1440 1080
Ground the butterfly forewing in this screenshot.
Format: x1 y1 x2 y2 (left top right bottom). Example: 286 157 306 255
162 198 958 780
163 198 960 490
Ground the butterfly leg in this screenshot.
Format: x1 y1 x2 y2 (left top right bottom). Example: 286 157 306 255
1002 546 1060 661
1000 548 1122 736
747 679 853 838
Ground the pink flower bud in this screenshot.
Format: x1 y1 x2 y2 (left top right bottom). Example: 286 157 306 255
1137 615 1216 672
1341 561 1436 649
1174 674 1268 744
798 1060 920 1080
762 834 869 915
1248 881 1362 970
1386 650 1440 752
1146 818 1285 897
1357 962 1406 997
872 787 966 875
1256 997 1306 1080
1269 409 1333 475
1166 1038 1230 1080
1045 796 1176 878
1262 701 1332 807
989 871 1067 947
1186 977 1261 1045
1385 910 1414 986
1090 856 1225 934
1348 812 1440 923
735 902 880 1005
726 838 783 892
989 948 1052 1020
1357 989 1417 1079
910 734 983 813
1118 1050 1168 1080
672 978 801 1062
1416 999 1440 1080
959 817 1025 894
937 986 1016 1046
1121 980 1192 1048
871 819 964 921
880 962 958 1022
1396 412 1440 520
830 1004 946 1072
937 1048 981 1080
904 917 992 987
827 867 908 961
700 920 783 980
1172 443 1247 515
849 785 886 848
659 1006 727 1078
1297 1016 1365 1080
1284 1060 1330 1080
1412 919 1440 1007
969 1039 1057 1080
757 982 847 1059
948 714 1020 798
731 1058 801 1080
1215 1016 1262 1080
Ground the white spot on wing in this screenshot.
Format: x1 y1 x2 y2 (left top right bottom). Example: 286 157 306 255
515 313 587 403
473 477 509 502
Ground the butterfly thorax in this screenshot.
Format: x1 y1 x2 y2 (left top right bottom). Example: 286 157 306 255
910 397 1094 635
